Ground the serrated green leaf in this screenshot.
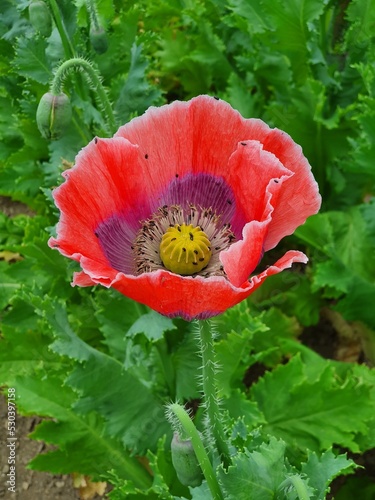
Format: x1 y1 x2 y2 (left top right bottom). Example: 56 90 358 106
115 43 163 123
250 355 374 452
95 290 146 360
12 36 52 84
171 329 201 400
228 0 272 34
17 375 152 488
126 310 177 341
301 449 356 500
0 261 20 309
218 437 293 500
32 295 170 454
216 327 254 397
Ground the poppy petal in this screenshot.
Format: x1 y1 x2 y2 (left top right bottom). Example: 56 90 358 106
220 140 293 286
71 250 307 321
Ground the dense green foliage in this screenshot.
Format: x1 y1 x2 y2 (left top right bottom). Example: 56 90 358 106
1 0 374 498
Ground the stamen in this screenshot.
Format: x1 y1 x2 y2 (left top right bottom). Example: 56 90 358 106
133 204 236 278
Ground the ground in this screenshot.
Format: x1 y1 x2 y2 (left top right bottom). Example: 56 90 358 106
0 394 79 500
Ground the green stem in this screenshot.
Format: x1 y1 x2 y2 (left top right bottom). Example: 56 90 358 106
169 403 223 500
280 476 311 500
47 0 75 58
198 320 231 468
47 0 86 100
86 0 100 30
50 57 117 135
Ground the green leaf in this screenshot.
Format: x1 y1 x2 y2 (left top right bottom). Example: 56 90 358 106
261 0 330 82
31 295 171 454
218 437 304 500
301 449 356 500
19 375 152 488
250 355 374 452
126 311 177 342
171 329 201 400
0 261 20 309
12 36 52 84
216 327 254 397
115 43 163 123
228 0 272 34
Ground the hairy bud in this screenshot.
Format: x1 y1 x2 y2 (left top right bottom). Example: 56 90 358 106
89 27 108 54
28 0 52 37
171 432 203 487
36 92 72 140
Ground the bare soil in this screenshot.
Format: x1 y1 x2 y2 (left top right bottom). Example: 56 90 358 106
0 394 79 499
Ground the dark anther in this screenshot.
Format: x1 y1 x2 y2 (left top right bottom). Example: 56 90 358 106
189 232 194 241
182 247 186 252
227 199 232 205
175 173 179 178
94 231 99 237
192 262 198 265
145 154 149 159
171 237 177 241
208 247 211 251
214 96 219 100
194 250 198 254
94 137 98 144
240 141 247 146
215 246 220 250
199 257 205 262
177 225 181 232
131 245 134 250
274 179 279 183
220 266 224 271
163 205 168 209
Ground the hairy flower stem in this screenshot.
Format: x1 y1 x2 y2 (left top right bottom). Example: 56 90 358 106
86 0 100 30
50 57 117 135
47 0 86 100
199 320 231 468
168 403 223 500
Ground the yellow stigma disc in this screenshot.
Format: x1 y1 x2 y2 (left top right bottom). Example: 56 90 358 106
160 224 212 275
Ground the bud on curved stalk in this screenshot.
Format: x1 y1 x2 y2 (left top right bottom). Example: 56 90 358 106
171 432 203 487
89 26 108 54
36 92 72 140
28 0 52 37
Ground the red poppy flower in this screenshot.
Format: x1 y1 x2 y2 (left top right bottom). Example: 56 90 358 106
49 96 321 320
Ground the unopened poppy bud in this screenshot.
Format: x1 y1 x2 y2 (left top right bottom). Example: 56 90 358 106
28 0 52 37
89 26 108 54
36 92 72 140
171 432 203 487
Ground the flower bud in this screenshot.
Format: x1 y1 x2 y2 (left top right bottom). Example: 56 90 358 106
28 0 52 37
171 432 203 487
36 92 72 140
89 26 108 54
